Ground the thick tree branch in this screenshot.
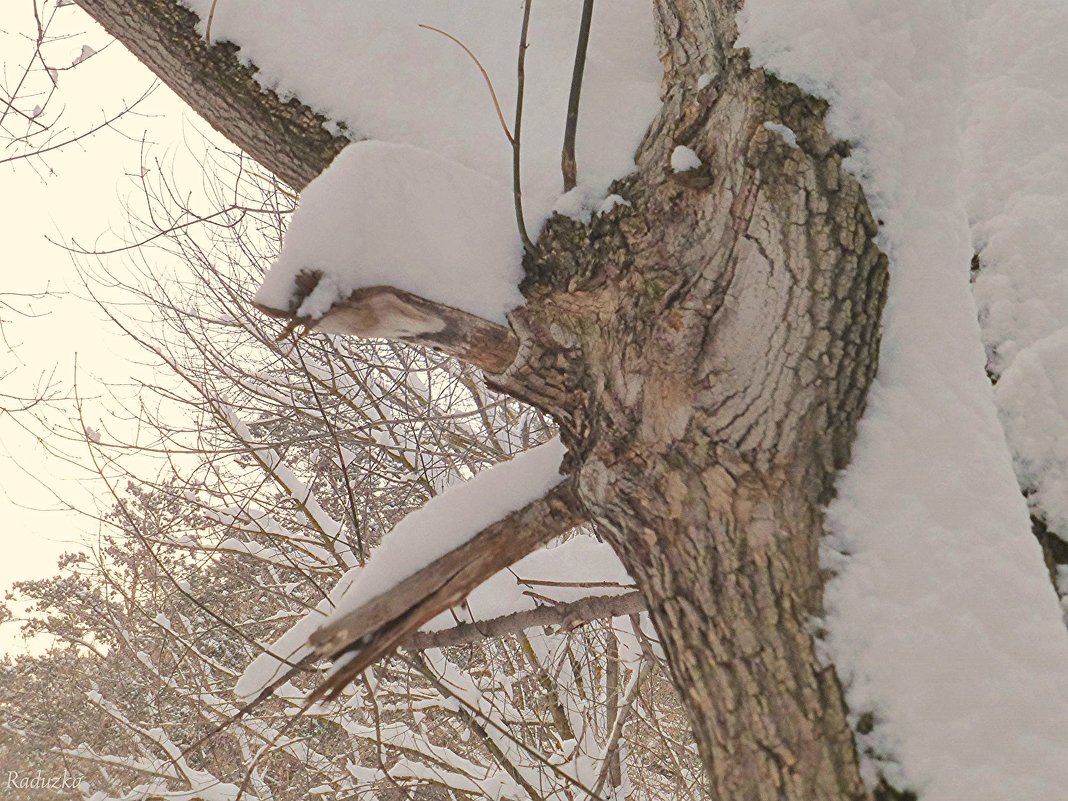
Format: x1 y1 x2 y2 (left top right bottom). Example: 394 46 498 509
74 0 347 190
307 480 586 701
255 277 520 375
408 590 645 649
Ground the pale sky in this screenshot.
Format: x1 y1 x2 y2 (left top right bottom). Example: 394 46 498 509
0 4 210 651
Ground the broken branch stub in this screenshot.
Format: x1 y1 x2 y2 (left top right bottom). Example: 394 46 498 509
254 270 520 374
307 480 586 701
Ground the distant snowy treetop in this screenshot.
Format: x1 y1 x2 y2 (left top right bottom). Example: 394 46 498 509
180 1 661 321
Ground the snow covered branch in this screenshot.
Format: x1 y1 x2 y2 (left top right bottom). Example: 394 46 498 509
309 479 586 700
74 0 347 190
250 139 530 375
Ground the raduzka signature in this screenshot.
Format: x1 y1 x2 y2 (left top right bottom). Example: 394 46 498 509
6 771 84 792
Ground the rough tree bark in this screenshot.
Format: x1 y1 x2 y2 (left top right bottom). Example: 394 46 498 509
77 1 889 798
75 0 347 190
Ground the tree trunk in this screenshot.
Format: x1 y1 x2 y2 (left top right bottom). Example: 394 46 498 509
494 5 887 797
75 1 890 798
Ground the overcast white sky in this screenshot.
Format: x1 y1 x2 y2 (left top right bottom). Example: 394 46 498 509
0 4 208 651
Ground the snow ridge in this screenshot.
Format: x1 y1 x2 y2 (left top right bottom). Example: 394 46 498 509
739 2 1068 798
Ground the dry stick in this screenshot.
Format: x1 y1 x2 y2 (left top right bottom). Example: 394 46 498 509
293 338 367 562
407 590 645 649
562 0 595 192
205 0 221 44
513 0 536 254
361 673 418 801
602 628 622 790
591 660 646 798
417 24 513 144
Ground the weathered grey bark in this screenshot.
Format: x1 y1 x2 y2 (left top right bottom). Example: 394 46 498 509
80 1 890 798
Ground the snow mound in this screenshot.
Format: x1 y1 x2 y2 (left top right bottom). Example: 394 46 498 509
255 141 524 324
180 0 662 319
965 0 1068 539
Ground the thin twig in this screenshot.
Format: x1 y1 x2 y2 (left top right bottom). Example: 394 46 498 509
418 24 513 144
513 0 536 254
205 0 221 44
592 659 645 797
562 0 595 192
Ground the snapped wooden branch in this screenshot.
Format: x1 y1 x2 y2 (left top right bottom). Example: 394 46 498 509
306 480 586 702
254 271 520 375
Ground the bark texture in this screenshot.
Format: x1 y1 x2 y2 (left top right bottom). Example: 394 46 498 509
491 4 888 798
83 1 891 798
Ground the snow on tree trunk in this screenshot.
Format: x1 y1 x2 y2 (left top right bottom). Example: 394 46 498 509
74 0 347 191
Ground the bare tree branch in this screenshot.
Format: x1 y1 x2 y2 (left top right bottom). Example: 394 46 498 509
512 0 535 254
255 274 520 375
561 0 594 191
407 590 644 649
